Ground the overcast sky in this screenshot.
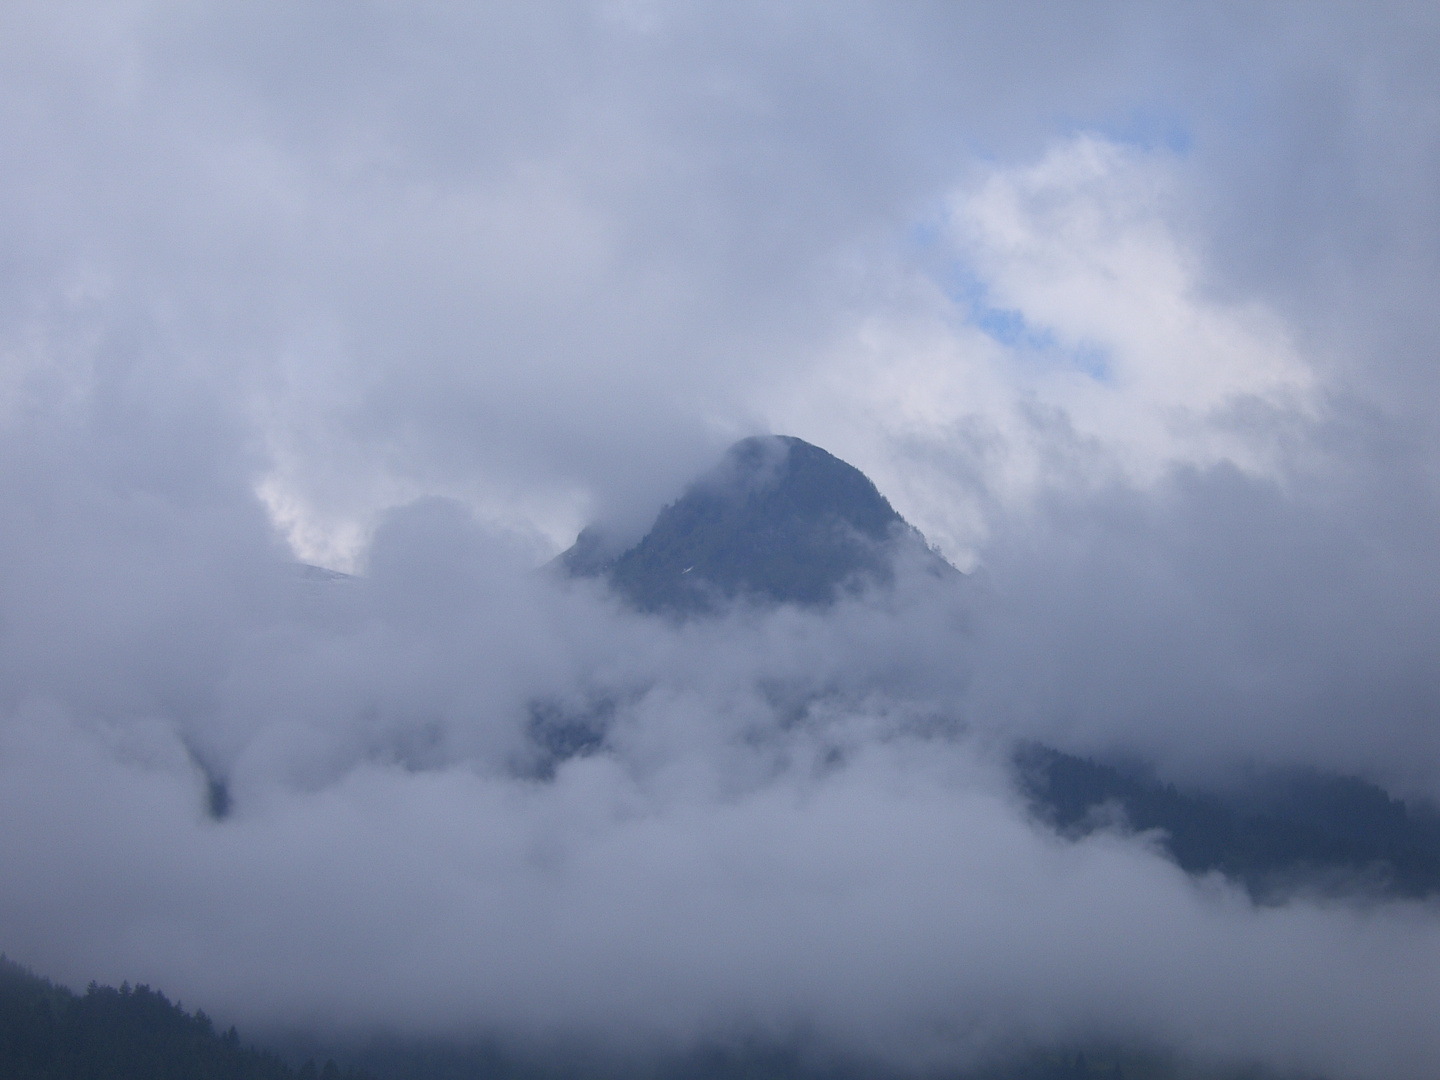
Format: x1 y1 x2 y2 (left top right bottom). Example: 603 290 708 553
4 4 1440 1079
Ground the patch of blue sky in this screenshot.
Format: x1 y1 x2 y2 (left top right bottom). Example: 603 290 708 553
966 291 1113 384
974 299 1114 383
969 301 1057 352
917 246 1114 383
934 258 1052 344
1068 342 1112 382
905 214 945 253
903 208 1113 382
989 315 1116 385
1055 107 1193 156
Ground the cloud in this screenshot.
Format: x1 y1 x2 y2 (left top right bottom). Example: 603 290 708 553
3 4 1440 1079
5 632 1440 1079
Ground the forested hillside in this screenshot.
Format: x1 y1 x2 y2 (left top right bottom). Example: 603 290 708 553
1017 745 1440 900
0 956 370 1080
0 956 1302 1080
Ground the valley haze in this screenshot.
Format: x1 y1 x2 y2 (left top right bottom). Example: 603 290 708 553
3 4 1440 1080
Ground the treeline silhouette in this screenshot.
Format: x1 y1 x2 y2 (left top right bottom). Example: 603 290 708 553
296 1036 1140 1080
0 955 1318 1080
0 955 372 1080
1017 743 1440 899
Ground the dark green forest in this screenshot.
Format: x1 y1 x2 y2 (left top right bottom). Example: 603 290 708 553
0 957 1253 1080
1017 744 1440 900
0 955 1325 1080
0 956 370 1080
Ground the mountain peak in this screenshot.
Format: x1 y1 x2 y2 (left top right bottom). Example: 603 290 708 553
561 435 953 613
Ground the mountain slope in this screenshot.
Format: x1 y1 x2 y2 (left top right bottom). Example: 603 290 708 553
561 435 955 613
0 955 371 1080
1016 744 1440 901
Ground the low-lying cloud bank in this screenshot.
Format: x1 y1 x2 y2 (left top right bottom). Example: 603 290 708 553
3 457 1440 1078
8 686 1440 1080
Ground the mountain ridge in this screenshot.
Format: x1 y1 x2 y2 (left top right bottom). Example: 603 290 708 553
560 435 956 613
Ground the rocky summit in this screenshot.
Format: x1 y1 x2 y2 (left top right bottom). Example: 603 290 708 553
560 435 955 613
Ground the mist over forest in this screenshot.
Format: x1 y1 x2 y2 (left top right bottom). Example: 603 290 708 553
3 5 1440 1080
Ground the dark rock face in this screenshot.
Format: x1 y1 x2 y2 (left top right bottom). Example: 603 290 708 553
561 435 954 614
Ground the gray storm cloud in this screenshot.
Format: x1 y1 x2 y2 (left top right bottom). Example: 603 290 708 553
3 4 1440 1080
